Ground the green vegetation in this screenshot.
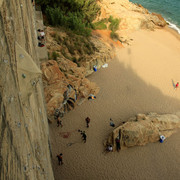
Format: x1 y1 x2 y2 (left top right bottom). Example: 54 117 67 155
110 31 119 40
108 16 120 32
50 29 98 65
108 16 120 40
36 0 100 36
92 18 108 30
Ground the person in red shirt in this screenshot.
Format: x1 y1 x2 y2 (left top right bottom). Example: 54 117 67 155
175 82 179 89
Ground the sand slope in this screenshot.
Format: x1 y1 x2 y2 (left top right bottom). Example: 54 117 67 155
50 29 180 180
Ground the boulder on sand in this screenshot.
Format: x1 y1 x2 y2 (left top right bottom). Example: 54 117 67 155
106 113 180 151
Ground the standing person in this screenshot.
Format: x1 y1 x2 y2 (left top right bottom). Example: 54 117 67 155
81 131 87 143
85 117 90 128
115 137 120 152
56 153 63 165
175 82 179 89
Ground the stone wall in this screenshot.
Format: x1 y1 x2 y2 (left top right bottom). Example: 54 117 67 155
0 0 54 179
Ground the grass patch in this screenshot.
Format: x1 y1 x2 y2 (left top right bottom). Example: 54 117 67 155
92 18 108 30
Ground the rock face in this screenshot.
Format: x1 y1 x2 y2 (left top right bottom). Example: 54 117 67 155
45 27 115 76
0 1 54 179
41 60 100 116
106 113 180 150
41 27 117 117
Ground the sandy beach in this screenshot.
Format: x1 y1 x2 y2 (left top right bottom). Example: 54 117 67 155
50 28 180 180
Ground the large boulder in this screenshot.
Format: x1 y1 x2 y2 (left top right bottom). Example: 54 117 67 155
106 113 180 150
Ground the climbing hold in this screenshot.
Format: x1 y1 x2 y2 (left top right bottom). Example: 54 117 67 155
3 59 8 63
24 166 27 172
17 122 21 127
19 54 24 59
22 74 26 78
32 81 36 86
8 97 14 103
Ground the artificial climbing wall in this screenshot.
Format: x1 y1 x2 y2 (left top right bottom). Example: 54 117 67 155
0 0 54 179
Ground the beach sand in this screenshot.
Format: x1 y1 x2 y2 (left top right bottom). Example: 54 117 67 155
50 28 180 180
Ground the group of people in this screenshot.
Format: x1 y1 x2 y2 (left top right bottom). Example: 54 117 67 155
37 29 45 47
55 80 180 166
56 116 90 165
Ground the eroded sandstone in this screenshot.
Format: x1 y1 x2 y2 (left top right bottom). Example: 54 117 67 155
0 1 54 179
106 113 180 151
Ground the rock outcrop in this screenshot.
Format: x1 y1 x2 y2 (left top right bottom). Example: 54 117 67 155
45 27 115 76
106 113 180 151
0 0 54 179
41 27 117 117
41 60 100 116
97 0 167 39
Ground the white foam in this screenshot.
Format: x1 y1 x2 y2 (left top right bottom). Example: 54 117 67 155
166 20 180 34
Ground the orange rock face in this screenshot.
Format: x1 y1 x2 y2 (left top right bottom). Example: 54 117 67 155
41 60 99 116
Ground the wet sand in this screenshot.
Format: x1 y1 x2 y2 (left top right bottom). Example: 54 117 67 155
50 28 180 180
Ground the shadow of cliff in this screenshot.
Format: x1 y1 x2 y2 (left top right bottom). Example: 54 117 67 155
50 55 180 180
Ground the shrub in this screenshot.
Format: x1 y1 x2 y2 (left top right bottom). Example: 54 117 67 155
36 0 100 36
92 18 108 30
108 16 120 32
45 7 91 36
110 31 119 40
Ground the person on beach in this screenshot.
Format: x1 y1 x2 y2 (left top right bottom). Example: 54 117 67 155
115 137 120 152
175 82 179 89
38 42 45 47
85 117 90 128
106 144 113 152
110 118 115 127
56 153 63 165
38 29 45 38
88 94 96 100
81 131 87 143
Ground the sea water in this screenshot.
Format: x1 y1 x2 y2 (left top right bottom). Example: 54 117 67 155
129 0 180 34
